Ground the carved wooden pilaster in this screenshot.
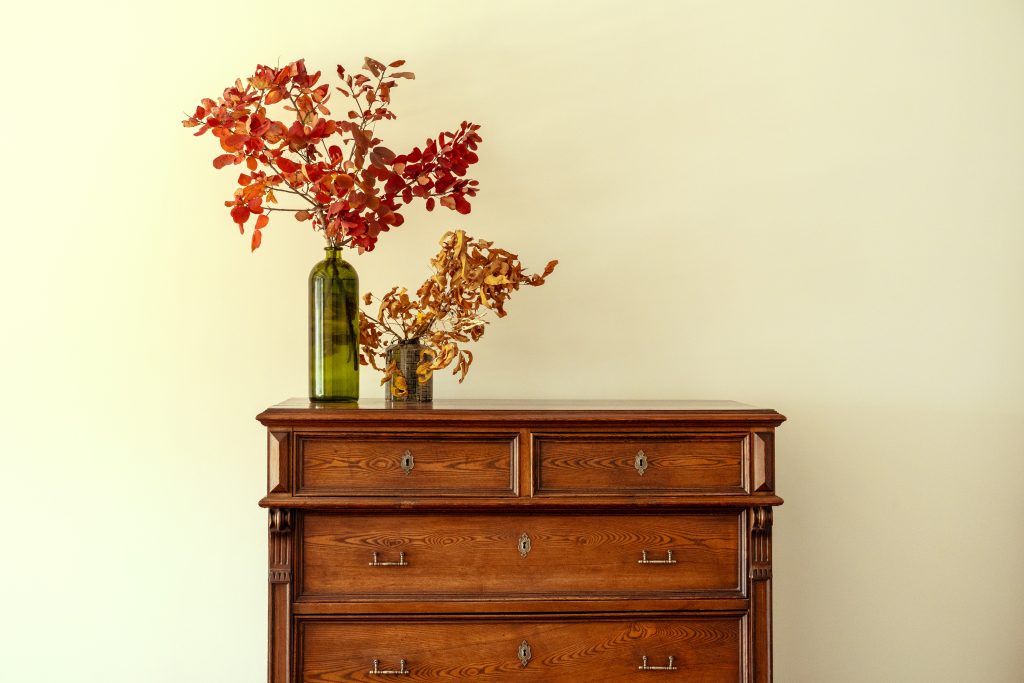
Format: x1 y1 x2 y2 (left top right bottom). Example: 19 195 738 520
269 509 292 583
748 506 773 683
749 506 772 580
268 509 293 683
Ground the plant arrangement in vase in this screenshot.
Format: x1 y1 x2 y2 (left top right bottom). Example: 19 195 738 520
181 57 483 401
360 230 558 401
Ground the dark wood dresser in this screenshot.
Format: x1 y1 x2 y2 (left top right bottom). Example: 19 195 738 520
257 399 785 682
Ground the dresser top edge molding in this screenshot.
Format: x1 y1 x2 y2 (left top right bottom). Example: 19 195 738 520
257 398 786 426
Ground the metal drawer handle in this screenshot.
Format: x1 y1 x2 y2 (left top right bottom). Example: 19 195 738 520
638 550 676 564
639 655 677 671
369 658 410 675
369 551 408 567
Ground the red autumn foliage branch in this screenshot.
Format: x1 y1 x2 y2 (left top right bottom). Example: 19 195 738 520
183 57 482 252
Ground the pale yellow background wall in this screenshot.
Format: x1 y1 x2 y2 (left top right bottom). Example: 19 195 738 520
1 0 1022 680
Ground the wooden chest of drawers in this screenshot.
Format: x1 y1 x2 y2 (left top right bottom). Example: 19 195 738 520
258 399 784 682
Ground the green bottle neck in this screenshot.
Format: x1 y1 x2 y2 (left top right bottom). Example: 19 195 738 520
324 247 344 260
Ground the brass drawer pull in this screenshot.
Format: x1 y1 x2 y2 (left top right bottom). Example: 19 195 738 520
638 549 676 564
369 658 410 675
369 551 408 567
639 655 677 671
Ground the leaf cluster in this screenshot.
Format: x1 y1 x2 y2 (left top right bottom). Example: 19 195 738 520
359 230 558 390
183 58 482 252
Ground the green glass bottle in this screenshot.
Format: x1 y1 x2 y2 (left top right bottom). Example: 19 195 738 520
309 247 359 402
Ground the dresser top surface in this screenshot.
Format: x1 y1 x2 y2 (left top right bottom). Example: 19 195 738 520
257 399 785 425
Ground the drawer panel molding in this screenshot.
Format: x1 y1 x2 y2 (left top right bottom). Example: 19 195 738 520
299 511 742 600
299 615 742 682
295 432 518 497
534 432 749 495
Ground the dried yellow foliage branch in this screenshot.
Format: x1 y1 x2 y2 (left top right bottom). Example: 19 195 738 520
359 230 558 385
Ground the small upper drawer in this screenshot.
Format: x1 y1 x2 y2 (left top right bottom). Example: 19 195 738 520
296 432 518 496
534 432 748 495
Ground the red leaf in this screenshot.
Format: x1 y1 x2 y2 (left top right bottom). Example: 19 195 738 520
213 154 236 169
454 194 471 214
388 59 406 68
276 157 299 173
223 133 247 150
371 146 396 165
255 215 269 230
237 173 251 186
425 197 435 211
231 205 250 224
251 229 262 251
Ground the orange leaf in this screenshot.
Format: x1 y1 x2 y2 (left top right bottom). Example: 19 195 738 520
213 154 235 169
237 173 251 186
251 229 262 251
255 214 269 230
246 157 258 171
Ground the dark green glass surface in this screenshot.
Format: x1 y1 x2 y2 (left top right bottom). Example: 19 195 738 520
309 248 359 402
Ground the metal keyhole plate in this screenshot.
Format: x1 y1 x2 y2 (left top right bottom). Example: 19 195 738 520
400 450 414 475
518 532 532 558
634 450 648 476
518 640 532 667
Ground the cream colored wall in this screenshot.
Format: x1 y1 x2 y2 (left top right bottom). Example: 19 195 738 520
2 0 1022 680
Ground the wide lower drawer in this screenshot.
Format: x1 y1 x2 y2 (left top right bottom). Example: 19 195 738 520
299 511 741 600
295 432 518 496
534 432 749 495
299 615 742 682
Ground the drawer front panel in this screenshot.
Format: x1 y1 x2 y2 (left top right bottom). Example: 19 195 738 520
534 433 748 495
300 512 741 599
300 615 742 682
296 432 517 496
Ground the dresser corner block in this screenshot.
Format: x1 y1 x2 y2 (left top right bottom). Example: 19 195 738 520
257 399 784 682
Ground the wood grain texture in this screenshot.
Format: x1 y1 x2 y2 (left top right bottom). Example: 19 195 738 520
534 432 748 495
299 512 741 600
299 615 742 682
296 432 517 496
